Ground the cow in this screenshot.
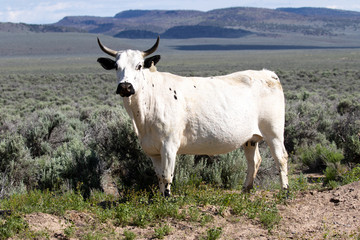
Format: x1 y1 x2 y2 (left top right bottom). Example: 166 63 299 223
97 37 289 197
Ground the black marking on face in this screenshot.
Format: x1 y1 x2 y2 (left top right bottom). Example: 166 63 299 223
169 88 172 91
174 95 177 100
152 84 154 87
174 90 177 95
194 86 196 88
97 57 117 70
144 55 161 68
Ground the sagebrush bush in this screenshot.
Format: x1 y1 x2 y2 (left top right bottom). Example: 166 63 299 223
56 138 102 198
19 108 67 157
298 142 344 172
87 107 156 191
174 155 204 188
0 134 36 197
331 98 360 164
284 95 334 153
174 150 247 190
36 155 68 190
200 149 247 189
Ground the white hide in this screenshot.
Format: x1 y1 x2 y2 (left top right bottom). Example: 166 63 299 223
113 48 289 195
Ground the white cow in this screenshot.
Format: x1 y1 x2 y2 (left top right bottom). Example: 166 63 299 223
97 37 288 196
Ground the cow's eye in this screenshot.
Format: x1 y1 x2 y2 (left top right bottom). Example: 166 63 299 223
136 64 142 71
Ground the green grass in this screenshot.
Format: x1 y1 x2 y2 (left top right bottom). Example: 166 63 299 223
154 224 172 239
0 183 292 238
123 230 136 240
202 227 223 240
0 189 88 215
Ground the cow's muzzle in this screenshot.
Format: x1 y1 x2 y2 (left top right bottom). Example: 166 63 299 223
116 83 135 97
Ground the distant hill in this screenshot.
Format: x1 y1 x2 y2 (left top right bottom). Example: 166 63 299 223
277 7 360 18
2 7 360 38
114 26 252 39
0 22 83 33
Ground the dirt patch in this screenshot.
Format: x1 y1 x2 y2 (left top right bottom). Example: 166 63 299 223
274 181 360 239
24 212 70 239
22 181 360 239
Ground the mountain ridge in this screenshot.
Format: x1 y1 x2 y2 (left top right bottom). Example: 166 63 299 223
1 7 360 38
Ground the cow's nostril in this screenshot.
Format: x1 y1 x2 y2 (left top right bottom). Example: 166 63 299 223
117 83 135 97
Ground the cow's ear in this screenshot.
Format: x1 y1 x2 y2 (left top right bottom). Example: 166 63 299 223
97 57 117 70
144 55 161 68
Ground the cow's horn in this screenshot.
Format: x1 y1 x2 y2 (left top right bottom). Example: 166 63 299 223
143 36 160 57
97 37 117 57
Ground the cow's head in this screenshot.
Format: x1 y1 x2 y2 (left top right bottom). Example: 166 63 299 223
97 37 161 97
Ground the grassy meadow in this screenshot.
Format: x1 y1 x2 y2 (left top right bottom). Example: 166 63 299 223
0 32 360 238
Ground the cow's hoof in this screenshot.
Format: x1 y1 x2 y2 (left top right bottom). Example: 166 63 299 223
164 189 171 198
283 188 290 199
242 185 253 193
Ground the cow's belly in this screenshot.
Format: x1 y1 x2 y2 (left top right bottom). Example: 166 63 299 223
178 117 259 155
139 116 258 156
175 95 259 154
178 136 249 155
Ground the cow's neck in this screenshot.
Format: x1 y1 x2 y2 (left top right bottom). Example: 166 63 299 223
122 70 156 139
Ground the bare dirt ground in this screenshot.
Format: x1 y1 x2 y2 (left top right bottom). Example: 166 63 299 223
21 181 360 239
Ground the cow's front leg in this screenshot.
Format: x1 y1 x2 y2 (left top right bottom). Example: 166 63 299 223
159 143 177 197
150 145 176 197
150 155 166 194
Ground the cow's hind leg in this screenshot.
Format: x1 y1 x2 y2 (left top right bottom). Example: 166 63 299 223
266 138 289 189
243 141 262 191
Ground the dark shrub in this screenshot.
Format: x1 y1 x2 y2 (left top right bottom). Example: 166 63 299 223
332 98 360 164
87 107 156 191
19 108 67 157
56 138 102 198
297 142 344 172
285 97 332 154
174 150 247 190
0 134 36 197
